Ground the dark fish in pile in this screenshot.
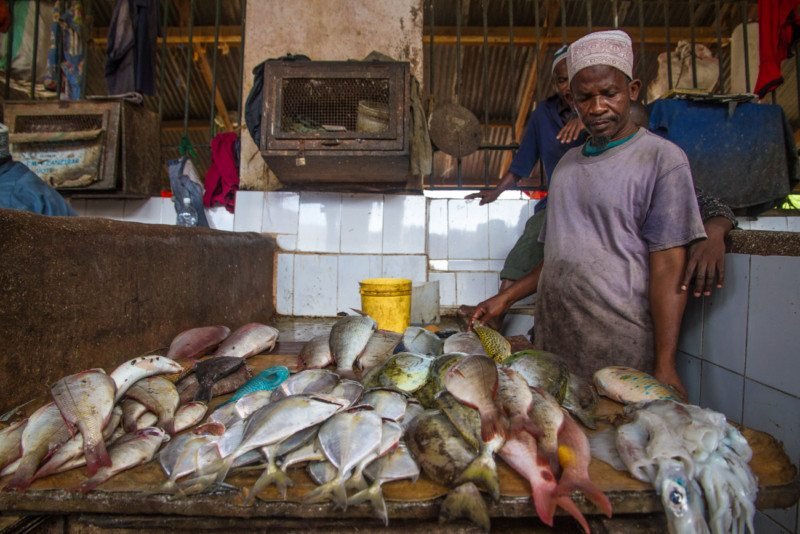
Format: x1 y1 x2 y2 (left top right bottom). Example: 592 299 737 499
167 325 231 360
503 349 570 403
362 352 433 394
192 356 246 403
177 361 252 405
414 352 465 408
51 369 116 476
214 323 279 359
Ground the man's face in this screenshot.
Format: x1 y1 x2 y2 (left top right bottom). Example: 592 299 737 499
570 65 642 142
552 60 570 105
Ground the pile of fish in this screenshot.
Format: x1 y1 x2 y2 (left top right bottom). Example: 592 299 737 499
589 367 757 534
0 321 278 493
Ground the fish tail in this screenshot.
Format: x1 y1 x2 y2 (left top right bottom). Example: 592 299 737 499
77 473 107 494
557 474 612 518
479 411 506 443
244 464 295 505
175 473 218 496
348 483 388 526
193 384 213 404
303 476 345 507
529 477 557 527
454 453 500 502
555 494 591 534
4 455 39 491
572 410 598 430
439 482 491 533
345 464 369 493
163 418 177 436
84 439 112 477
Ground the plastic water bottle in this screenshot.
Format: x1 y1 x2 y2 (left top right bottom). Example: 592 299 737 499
176 197 198 227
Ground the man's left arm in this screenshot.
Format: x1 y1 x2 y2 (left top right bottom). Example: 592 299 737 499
682 188 736 297
650 246 689 400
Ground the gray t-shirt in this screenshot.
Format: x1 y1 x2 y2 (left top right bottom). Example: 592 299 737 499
536 128 706 378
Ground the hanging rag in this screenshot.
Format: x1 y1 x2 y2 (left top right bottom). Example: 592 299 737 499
754 0 800 97
0 1 11 33
0 1 52 83
105 0 159 95
44 0 86 99
168 156 209 227
203 132 240 213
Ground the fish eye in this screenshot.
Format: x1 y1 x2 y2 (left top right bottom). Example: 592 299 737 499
670 490 684 506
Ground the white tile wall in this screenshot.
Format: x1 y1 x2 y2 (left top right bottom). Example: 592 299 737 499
676 351 702 405
276 234 297 251
678 296 703 358
488 200 529 260
341 194 383 254
429 271 456 307
275 254 294 315
206 206 234 231
382 255 427 284
293 254 338 316
383 194 426 254
447 199 489 260
699 361 744 423
160 198 177 226
337 255 382 313
749 217 789 232
447 260 491 271
428 198 448 260
83 199 125 220
788 217 800 233
262 191 300 234
233 191 265 232
123 198 163 224
702 254 749 374
455 271 499 306
297 192 342 253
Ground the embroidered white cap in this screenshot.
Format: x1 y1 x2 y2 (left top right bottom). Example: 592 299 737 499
566 30 634 82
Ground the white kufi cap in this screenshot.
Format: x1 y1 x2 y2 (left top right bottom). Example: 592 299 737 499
566 30 634 82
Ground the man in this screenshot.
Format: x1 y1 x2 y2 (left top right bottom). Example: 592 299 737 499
461 46 585 328
470 30 706 397
0 123 76 216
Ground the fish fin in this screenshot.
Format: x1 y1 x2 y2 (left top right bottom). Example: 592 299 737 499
509 416 542 440
478 411 506 443
556 474 612 518
148 479 178 495
571 409 598 430
174 473 219 496
439 482 491 533
555 494 591 534
348 483 388 526
336 368 357 380
163 418 177 437
345 466 369 493
529 474 557 527
303 476 347 509
193 384 213 404
84 439 112 477
243 464 295 505
588 429 626 472
4 455 39 491
454 453 501 502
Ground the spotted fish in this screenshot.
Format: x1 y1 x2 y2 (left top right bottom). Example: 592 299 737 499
593 366 679 404
472 325 511 363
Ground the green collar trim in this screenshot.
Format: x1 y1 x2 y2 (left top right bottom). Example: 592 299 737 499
582 130 638 157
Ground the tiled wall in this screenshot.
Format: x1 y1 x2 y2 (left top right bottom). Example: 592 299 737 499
677 253 800 534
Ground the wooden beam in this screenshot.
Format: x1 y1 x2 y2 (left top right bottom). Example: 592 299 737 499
92 25 241 47
193 44 234 132
424 25 728 45
161 120 211 133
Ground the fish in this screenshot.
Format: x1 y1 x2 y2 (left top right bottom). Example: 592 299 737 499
350 442 420 526
438 482 491 533
347 420 403 492
304 410 383 509
407 410 476 487
51 369 116 476
193 356 246 403
444 355 505 443
166 325 231 360
442 331 488 357
329 315 377 376
657 458 711 534
414 352 466 409
499 430 558 527
0 419 26 471
298 335 334 370
555 412 613 528
399 399 425 433
227 366 291 404
157 433 220 493
109 355 184 402
122 400 149 433
528 387 565 474
398 326 443 356
33 407 123 481
307 460 338 486
361 388 408 422
77 427 169 493
503 350 570 403
593 366 679 404
472 324 511 363
357 330 402 371
279 439 324 473
173 402 208 434
5 403 72 491
269 369 339 402
327 379 364 408
362 352 433 394
496 367 538 436
213 322 279 359
125 376 180 436
177 364 252 405
135 412 158 430
562 372 600 429
435 392 502 501
212 390 274 429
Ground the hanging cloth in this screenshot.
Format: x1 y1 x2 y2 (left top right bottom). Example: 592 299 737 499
203 132 239 214
754 0 800 97
105 0 158 95
44 0 86 99
168 156 209 227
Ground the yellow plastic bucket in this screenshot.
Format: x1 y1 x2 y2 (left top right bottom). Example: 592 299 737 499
359 278 412 333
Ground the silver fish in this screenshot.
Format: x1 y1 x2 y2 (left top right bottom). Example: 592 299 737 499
0 419 26 471
279 440 325 473
122 399 149 433
357 330 402 371
442 331 488 357
347 420 403 492
329 315 376 376
304 410 383 509
350 442 420 526
307 460 338 485
125 376 180 435
270 369 339 402
110 355 184 402
157 433 219 493
399 399 425 433
167 325 231 360
51 369 116 476
77 427 169 493
5 404 72 490
361 388 408 422
214 322 279 359
328 379 364 408
399 326 443 356
136 412 158 429
173 402 207 434
298 335 334 370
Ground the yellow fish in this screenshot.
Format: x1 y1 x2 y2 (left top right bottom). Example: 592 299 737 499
593 366 679 404
472 324 511 363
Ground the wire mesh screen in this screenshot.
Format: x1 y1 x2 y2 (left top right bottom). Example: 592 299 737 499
13 114 104 133
280 77 391 133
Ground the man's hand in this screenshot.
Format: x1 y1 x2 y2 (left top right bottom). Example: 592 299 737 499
465 188 502 205
681 217 733 297
468 294 512 330
556 116 585 144
653 366 688 402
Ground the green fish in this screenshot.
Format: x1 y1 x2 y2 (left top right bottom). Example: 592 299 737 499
414 352 466 409
473 325 511 363
361 352 433 393
563 372 600 429
502 349 570 403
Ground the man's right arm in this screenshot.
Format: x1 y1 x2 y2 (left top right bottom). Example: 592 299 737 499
469 261 543 328
465 171 520 205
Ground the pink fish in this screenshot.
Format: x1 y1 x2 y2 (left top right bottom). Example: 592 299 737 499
166 325 231 360
499 430 557 526
5 403 71 491
213 323 278 359
444 354 506 442
0 419 26 471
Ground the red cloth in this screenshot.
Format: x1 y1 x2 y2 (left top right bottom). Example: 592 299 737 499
0 1 10 33
755 0 800 97
203 132 239 213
